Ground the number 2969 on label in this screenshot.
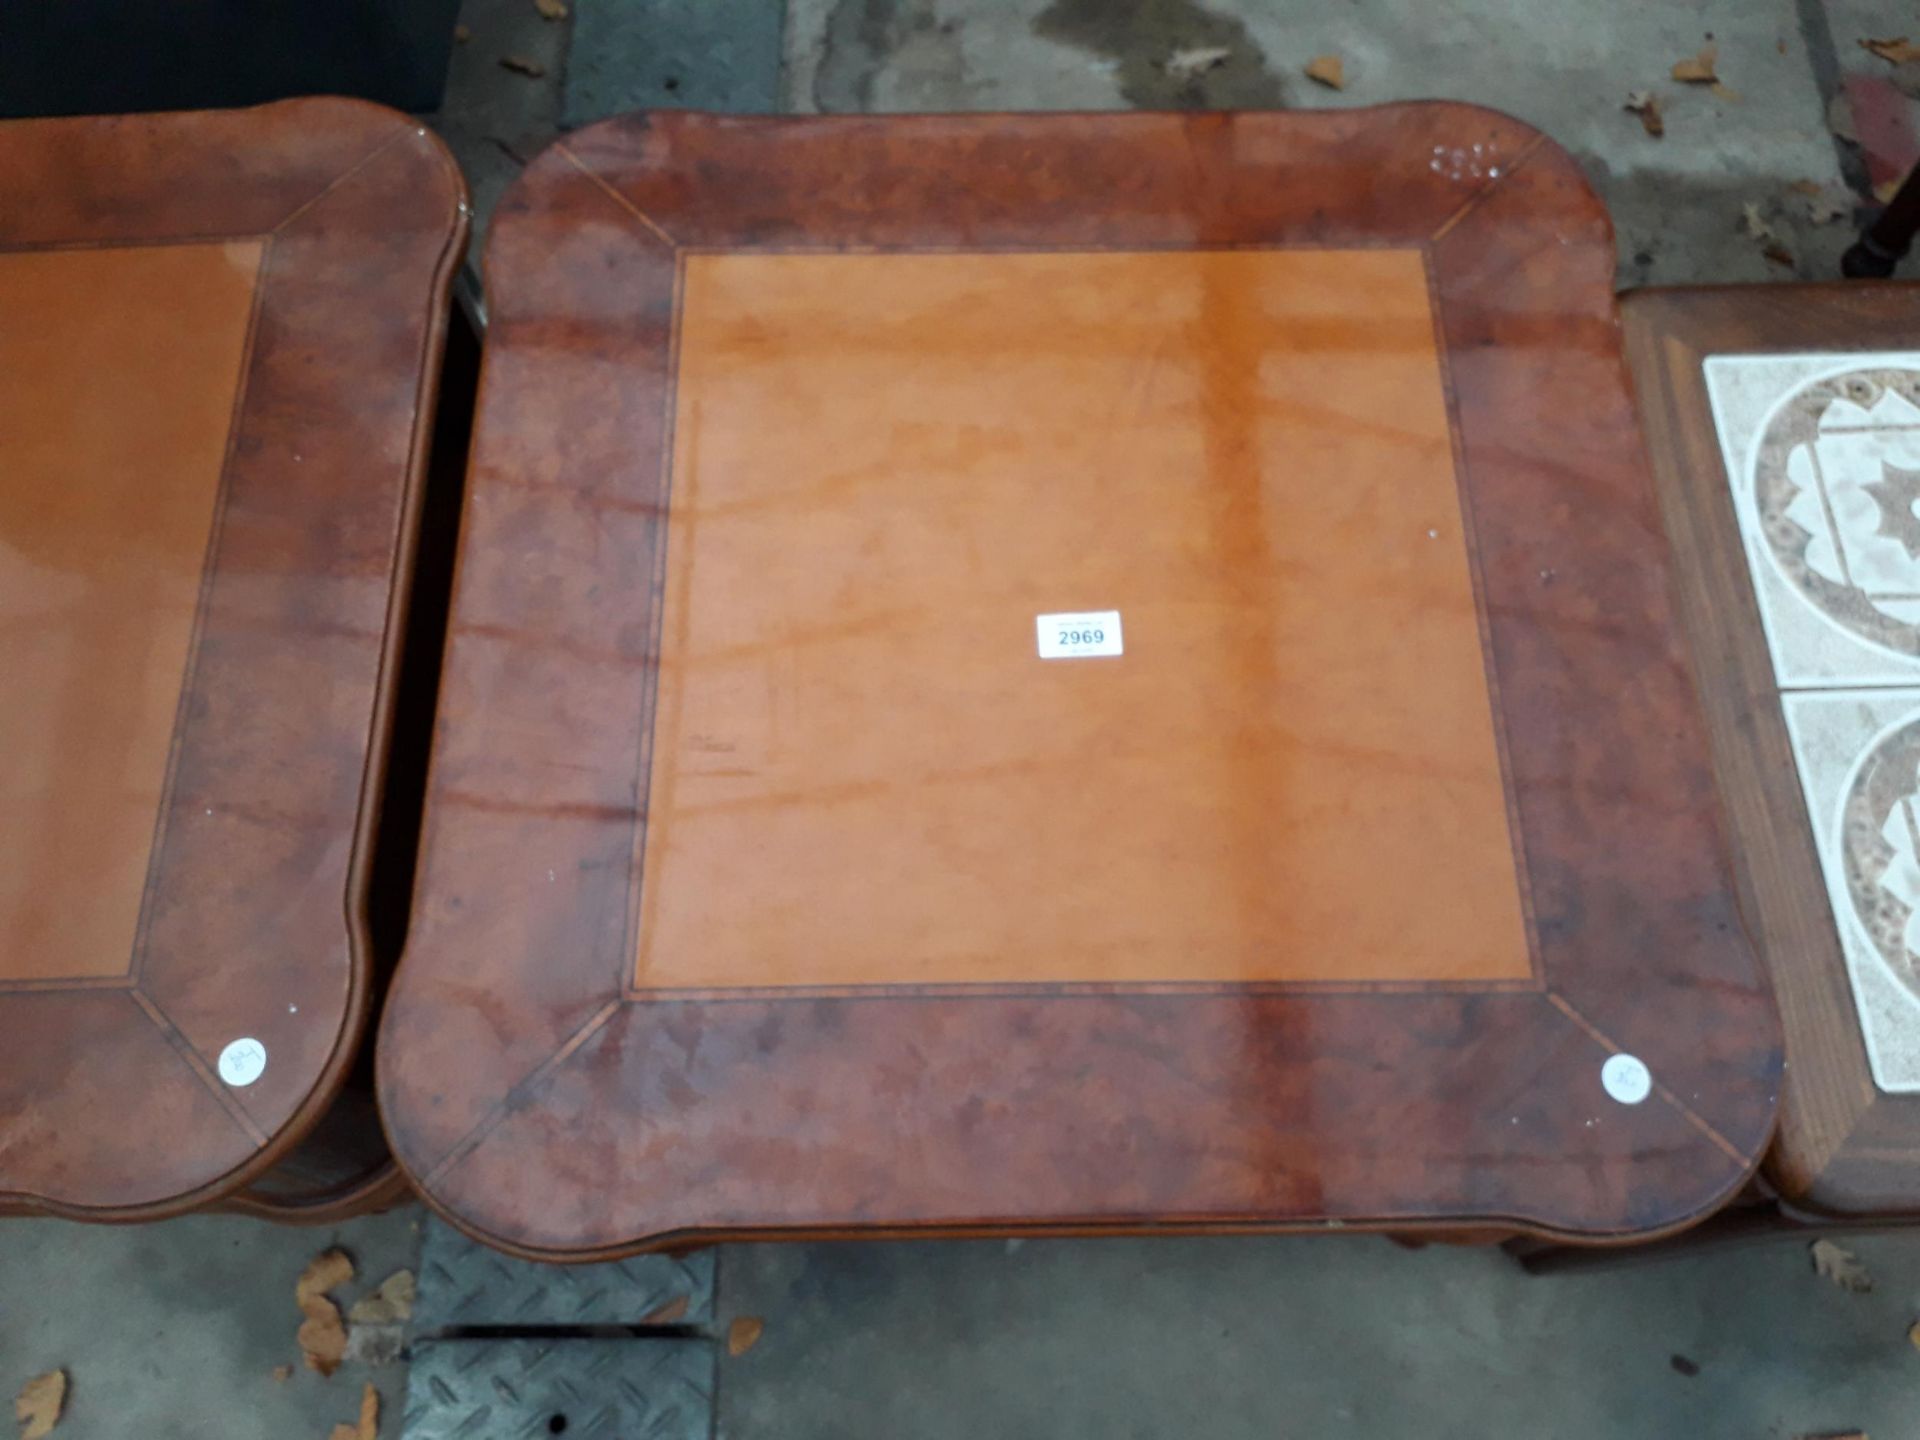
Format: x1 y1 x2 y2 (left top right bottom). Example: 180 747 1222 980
1035 610 1124 659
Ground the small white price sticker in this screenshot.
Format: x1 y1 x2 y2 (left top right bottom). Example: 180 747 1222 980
1600 1053 1651 1105
218 1037 267 1088
1037 610 1123 659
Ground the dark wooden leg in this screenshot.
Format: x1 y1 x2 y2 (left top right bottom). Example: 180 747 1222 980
1843 162 1920 277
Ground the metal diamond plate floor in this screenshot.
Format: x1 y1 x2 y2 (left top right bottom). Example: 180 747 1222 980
402 1338 714 1440
414 1218 715 1331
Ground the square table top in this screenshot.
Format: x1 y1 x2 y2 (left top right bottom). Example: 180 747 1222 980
379 106 1781 1258
1625 281 1920 1219
0 99 467 1217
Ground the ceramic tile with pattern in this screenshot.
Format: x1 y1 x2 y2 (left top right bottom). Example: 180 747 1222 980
1705 353 1920 686
1783 690 1920 1092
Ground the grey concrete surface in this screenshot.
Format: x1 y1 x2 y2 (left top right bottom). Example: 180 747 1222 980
0 1207 421 1440
714 1233 1920 1439
781 0 1859 286
564 0 786 126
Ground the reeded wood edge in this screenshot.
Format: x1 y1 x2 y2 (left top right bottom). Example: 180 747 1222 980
0 98 469 1220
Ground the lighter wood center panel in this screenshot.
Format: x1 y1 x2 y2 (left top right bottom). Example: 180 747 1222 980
632 249 1529 991
0 241 261 981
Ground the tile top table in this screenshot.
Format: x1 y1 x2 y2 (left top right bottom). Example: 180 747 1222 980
1626 283 1920 1217
0 100 466 1216
380 106 1781 1259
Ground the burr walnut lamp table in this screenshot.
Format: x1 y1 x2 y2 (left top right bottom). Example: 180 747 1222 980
0 101 466 1219
380 106 1781 1259
1628 283 1920 1221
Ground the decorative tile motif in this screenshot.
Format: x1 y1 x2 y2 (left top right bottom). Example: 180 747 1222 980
1707 354 1920 684
1782 691 1920 1092
1709 353 1920 1094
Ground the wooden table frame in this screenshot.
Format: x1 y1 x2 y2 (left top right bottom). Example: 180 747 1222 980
0 100 467 1219
1626 282 1920 1220
380 106 1781 1259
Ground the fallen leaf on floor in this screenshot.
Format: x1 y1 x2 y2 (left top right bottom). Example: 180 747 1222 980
1805 192 1851 225
1862 36 1920 65
642 1295 690 1325
346 1271 416 1327
1711 81 1742 102
727 1317 765 1357
1908 1319 1920 1351
499 54 546 77
1672 42 1718 83
297 1249 354 1377
1876 177 1904 204
453 23 471 42
326 1383 378 1440
14 1371 65 1440
272 1365 293 1384
533 0 568 19
1810 1238 1873 1293
1624 91 1664 137
298 1250 355 1307
1304 54 1345 89
343 1325 406 1370
1162 46 1230 82
1828 94 1860 144
1741 202 1795 267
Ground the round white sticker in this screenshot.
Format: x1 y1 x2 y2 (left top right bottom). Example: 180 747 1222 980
218 1038 267 1088
1601 1053 1651 1105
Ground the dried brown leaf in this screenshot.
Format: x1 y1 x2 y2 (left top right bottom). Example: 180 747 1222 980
1810 1238 1873 1293
1828 94 1860 145
1763 241 1795 268
1624 91 1664 138
1711 81 1742 102
499 54 547 77
299 1304 348 1377
1806 193 1851 225
533 0 569 19
1862 36 1920 65
642 1295 691 1326
453 22 472 42
327 1383 379 1440
297 1249 353 1377
347 1271 416 1327
15 1371 65 1440
1909 1319 1920 1352
1162 46 1230 82
297 1250 354 1307
1304 54 1345 90
1876 177 1904 205
1672 42 1718 83
727 1316 765 1357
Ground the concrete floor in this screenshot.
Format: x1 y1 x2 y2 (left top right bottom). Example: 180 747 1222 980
10 0 1920 1435
7 1212 1920 1438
